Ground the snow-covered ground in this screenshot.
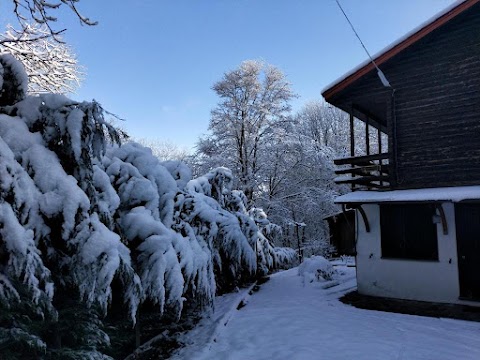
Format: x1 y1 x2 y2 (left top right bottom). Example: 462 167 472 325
173 261 480 360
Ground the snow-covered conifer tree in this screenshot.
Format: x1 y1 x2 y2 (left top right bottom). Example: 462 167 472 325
0 54 295 358
0 54 136 358
183 168 257 292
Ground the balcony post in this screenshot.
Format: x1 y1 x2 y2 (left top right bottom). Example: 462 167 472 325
378 126 382 153
378 126 383 187
349 110 355 191
365 116 370 156
349 111 355 157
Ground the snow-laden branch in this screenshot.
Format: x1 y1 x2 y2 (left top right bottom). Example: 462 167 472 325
0 23 83 94
11 0 97 42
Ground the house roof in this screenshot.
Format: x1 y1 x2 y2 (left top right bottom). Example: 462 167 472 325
335 185 480 204
322 0 478 101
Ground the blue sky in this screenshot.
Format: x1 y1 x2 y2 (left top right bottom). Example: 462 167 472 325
2 0 456 149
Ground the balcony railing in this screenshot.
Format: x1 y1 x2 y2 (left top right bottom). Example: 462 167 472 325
334 152 391 190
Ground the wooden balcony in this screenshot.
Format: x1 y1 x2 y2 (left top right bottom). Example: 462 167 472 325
334 153 391 190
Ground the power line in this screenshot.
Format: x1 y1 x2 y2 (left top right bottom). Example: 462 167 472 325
334 0 392 88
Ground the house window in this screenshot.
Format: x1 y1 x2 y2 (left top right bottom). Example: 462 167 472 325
380 204 438 260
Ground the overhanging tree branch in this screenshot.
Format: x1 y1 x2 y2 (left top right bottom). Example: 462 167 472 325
11 0 97 42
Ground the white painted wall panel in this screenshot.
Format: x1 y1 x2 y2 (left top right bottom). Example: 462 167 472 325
355 203 467 304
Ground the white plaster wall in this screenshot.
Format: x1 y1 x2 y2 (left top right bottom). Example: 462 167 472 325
355 202 467 304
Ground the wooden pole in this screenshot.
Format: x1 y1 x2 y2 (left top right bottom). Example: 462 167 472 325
349 111 355 157
378 126 382 154
365 116 370 156
378 127 383 187
301 226 306 259
350 110 355 191
296 224 303 263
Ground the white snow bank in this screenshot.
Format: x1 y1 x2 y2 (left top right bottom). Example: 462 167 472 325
298 256 336 283
188 266 480 360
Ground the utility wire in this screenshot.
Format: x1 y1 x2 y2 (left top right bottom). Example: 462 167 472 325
334 0 391 88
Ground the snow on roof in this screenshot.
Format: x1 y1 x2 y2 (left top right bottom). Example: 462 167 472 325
335 185 480 204
322 0 470 96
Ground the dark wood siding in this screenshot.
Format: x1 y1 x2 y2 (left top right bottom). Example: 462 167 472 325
328 4 480 190
391 7 480 189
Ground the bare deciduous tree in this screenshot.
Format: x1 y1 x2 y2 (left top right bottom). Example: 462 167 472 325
0 23 83 94
9 0 96 41
295 100 349 152
197 60 295 202
295 100 387 157
135 138 190 162
0 1 95 94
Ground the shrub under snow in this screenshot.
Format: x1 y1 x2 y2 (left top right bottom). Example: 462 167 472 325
298 256 337 283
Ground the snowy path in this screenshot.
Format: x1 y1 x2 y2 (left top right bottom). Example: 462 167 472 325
174 266 480 360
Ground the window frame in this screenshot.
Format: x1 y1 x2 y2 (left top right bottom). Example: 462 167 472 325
380 203 439 261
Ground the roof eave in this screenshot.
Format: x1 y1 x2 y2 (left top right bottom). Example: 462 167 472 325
322 0 479 101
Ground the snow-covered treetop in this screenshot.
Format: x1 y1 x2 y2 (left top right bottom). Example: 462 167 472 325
0 24 83 94
7 0 97 42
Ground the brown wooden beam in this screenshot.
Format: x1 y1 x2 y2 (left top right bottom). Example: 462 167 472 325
350 110 355 158
335 175 390 186
334 152 390 166
335 165 390 175
366 116 370 156
351 105 388 133
378 126 382 154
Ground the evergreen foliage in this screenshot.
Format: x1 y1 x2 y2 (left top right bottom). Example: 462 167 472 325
0 54 294 357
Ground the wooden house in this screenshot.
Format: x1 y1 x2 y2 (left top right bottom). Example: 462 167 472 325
322 0 480 305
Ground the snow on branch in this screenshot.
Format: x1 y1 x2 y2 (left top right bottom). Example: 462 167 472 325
0 55 296 356
11 0 97 42
0 24 83 94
